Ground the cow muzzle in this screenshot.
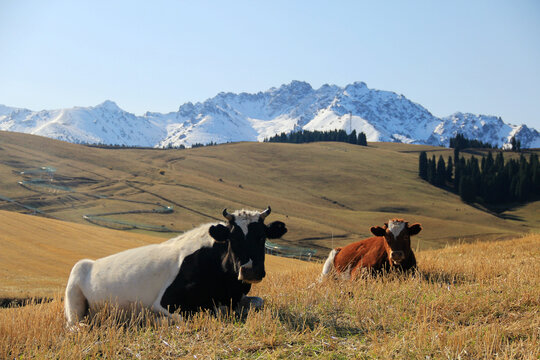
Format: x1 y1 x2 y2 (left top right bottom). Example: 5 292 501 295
390 251 405 264
238 259 265 283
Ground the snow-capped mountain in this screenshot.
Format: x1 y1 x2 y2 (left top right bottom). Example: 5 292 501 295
1 81 539 149
0 100 164 146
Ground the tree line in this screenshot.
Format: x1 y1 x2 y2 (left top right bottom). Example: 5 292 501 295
83 142 221 150
264 129 368 146
449 133 495 152
419 150 540 204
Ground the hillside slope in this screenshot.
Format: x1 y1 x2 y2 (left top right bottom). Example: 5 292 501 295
0 131 538 257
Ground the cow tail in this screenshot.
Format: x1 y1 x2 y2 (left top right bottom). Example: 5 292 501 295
64 260 92 327
319 248 341 281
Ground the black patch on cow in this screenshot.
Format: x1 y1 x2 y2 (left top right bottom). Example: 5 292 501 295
209 224 230 242
160 243 251 313
160 215 288 314
266 221 288 239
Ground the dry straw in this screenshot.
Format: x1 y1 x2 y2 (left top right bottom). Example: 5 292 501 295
1 234 538 359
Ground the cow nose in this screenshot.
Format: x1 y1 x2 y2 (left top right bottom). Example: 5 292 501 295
391 251 404 262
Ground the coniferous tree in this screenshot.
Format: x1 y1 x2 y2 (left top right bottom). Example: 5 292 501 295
420 148 538 206
510 136 517 151
459 176 475 202
358 132 368 146
450 133 494 151
446 156 453 183
469 156 481 196
427 156 436 184
436 155 446 186
454 156 464 190
530 154 540 197
454 147 460 163
484 152 494 174
348 130 357 144
495 151 504 169
419 151 428 180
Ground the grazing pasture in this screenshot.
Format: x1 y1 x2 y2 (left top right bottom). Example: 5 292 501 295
1 217 538 358
0 132 538 357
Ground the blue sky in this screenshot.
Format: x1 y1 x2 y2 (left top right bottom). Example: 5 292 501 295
1 0 539 128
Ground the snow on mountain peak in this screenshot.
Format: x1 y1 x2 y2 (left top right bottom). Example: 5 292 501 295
94 100 122 112
1 81 538 149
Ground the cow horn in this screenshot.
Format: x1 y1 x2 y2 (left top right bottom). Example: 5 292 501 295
222 208 234 221
260 206 271 220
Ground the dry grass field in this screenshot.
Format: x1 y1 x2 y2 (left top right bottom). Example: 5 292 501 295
1 132 539 358
1 228 538 359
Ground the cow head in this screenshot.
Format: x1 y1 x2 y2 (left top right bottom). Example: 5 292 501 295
208 206 287 284
370 219 422 265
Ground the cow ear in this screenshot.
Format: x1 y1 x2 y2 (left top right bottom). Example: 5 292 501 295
209 224 230 242
370 226 386 237
266 221 287 239
408 223 422 236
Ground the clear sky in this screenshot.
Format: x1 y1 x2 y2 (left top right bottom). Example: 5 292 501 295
1 0 539 128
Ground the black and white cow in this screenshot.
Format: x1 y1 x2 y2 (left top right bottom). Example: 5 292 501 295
64 207 287 326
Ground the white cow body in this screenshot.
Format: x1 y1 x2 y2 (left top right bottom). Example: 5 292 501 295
64 223 216 325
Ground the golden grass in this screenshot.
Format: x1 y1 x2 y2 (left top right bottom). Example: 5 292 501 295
1 234 538 359
0 210 162 298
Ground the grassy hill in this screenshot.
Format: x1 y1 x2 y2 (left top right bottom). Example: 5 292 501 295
1 131 538 257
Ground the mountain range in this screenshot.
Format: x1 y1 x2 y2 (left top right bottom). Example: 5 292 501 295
1 81 539 148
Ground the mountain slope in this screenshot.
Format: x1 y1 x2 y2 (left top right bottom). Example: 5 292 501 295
1 81 538 148
0 101 165 146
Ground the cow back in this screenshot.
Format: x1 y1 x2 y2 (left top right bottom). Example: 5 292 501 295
333 236 389 274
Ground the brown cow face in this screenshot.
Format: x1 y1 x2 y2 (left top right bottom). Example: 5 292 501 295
370 219 422 265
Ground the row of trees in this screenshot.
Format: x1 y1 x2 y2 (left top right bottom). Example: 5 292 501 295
265 129 368 146
84 142 220 150
449 134 522 159
449 133 495 151
419 151 540 204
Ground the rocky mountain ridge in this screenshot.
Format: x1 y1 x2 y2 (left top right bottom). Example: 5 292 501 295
1 81 538 148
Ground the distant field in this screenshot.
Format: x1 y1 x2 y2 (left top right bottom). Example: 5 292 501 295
1 131 539 259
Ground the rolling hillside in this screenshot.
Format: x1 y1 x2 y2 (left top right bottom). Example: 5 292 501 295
0 131 538 259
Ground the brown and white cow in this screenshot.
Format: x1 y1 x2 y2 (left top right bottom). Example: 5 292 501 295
321 219 421 279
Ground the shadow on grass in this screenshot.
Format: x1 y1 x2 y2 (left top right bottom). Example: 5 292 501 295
275 306 366 337
0 297 54 309
416 269 472 286
81 302 259 331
